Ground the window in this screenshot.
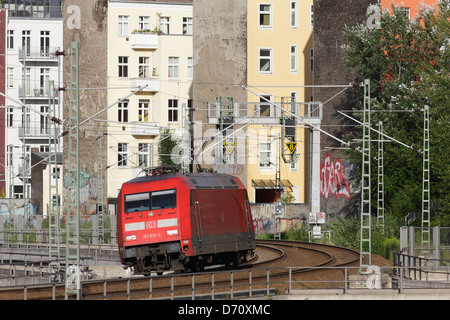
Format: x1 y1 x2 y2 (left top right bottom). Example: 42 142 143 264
402 8 411 20
22 30 31 57
40 106 49 135
259 48 272 74
118 56 128 78
139 57 150 78
183 17 193 35
138 143 149 167
118 143 128 167
168 99 178 122
259 4 272 28
124 189 176 213
259 142 272 168
138 99 150 121
23 67 31 96
168 57 179 78
7 30 14 50
7 145 13 167
7 107 13 127
290 45 298 73
139 16 150 31
160 17 170 34
310 5 314 29
118 100 129 122
40 145 50 153
40 31 50 57
7 68 13 88
187 57 193 79
118 16 129 36
291 1 298 28
259 95 272 117
40 68 50 95
310 48 314 74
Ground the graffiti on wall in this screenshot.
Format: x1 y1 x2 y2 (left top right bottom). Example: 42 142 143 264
320 152 352 200
63 170 99 204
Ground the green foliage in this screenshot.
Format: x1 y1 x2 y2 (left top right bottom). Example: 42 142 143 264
343 2 450 225
158 128 180 167
327 215 402 259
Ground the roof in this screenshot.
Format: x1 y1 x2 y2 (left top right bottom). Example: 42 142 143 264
125 172 241 189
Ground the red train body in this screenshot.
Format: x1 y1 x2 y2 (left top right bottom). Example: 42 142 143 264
117 172 256 275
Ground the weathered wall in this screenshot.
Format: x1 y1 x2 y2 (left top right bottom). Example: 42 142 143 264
313 0 374 219
62 0 108 215
192 0 248 185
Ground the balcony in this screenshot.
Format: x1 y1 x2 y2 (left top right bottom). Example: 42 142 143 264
18 46 60 62
130 32 159 50
130 122 160 137
19 125 60 143
19 86 59 103
207 102 323 125
130 77 160 93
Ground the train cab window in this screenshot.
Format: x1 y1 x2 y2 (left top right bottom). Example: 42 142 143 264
151 189 176 209
125 193 150 213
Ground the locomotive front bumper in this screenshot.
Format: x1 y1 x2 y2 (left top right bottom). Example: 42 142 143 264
122 242 182 259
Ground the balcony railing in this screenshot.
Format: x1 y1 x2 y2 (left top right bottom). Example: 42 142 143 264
207 102 323 125
19 46 60 61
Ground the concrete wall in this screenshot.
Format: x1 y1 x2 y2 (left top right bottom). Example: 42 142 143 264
192 0 248 184
62 0 108 215
313 0 373 220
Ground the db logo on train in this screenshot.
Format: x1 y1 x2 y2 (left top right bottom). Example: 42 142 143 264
146 221 157 229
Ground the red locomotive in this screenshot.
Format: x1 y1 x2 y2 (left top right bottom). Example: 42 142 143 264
117 171 255 275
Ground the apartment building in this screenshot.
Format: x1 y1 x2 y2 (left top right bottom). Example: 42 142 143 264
1 0 63 215
194 0 318 206
106 0 193 199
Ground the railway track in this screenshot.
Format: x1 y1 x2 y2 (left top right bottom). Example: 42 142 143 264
0 240 366 300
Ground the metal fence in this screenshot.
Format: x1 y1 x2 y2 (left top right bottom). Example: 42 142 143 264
2 265 450 300
0 215 117 245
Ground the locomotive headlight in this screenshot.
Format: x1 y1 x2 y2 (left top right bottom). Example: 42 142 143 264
167 229 178 236
126 235 136 241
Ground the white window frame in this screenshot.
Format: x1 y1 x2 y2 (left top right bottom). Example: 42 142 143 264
259 94 274 117
139 57 150 78
290 1 298 28
138 99 150 122
118 56 129 78
160 17 170 34
310 48 314 75
168 99 178 122
7 107 13 128
139 16 150 31
118 100 129 123
7 67 14 88
168 57 179 79
7 30 14 50
187 57 193 80
258 3 272 28
259 141 273 170
290 45 298 73
118 15 129 36
118 143 128 167
310 5 314 29
259 48 273 74
138 143 149 167
183 17 193 35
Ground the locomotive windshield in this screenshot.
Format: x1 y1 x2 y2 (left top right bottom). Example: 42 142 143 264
124 189 176 213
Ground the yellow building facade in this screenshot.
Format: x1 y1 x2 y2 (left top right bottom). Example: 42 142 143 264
246 0 314 203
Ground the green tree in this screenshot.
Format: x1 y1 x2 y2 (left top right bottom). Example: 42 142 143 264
158 128 180 167
343 2 449 226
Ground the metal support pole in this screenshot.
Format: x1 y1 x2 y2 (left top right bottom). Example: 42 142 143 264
421 105 430 249
360 79 372 271
377 121 385 231
65 41 81 300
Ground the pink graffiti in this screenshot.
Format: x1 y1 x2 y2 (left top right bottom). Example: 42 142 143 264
320 152 351 200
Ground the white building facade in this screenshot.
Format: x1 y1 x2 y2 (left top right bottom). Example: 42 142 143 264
107 0 193 199
3 3 63 215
